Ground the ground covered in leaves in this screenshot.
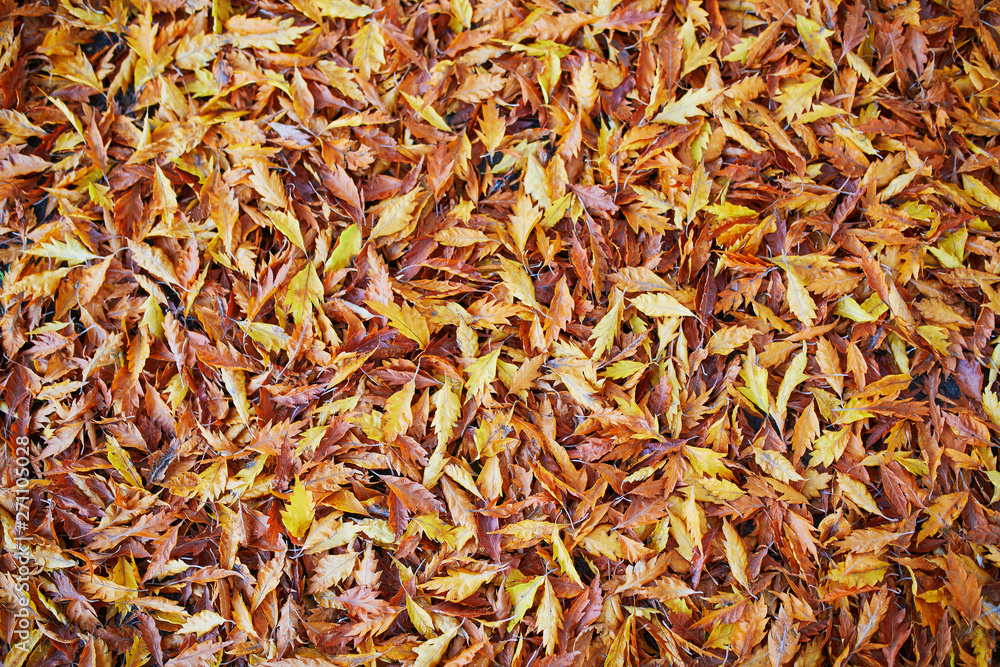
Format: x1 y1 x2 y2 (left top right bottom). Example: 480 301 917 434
2 0 1000 665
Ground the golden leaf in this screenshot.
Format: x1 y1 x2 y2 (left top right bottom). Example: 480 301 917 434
721 520 750 591
465 347 501 400
383 380 415 442
177 610 227 637
26 238 99 265
353 23 385 80
370 187 424 242
631 292 694 318
795 15 836 69
367 299 431 349
281 477 316 540
535 577 562 655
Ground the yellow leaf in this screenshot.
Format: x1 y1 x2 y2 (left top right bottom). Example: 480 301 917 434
406 593 436 639
264 210 306 251
785 269 816 327
401 91 452 133
281 477 316 540
505 574 544 631
571 57 599 112
739 351 772 416
604 612 634 667
307 552 358 594
917 325 951 354
775 76 824 121
631 292 694 318
326 223 362 273
653 87 722 125
722 520 750 590
227 15 310 50
177 610 227 636
221 368 251 426
432 375 463 449
508 192 541 254
835 296 878 322
106 435 143 487
810 428 849 468
152 164 178 212
451 0 473 30
540 49 561 103
697 477 746 502
434 227 490 247
963 175 1000 212
367 299 431 348
412 626 460 667
590 288 624 359
550 527 583 586
535 578 562 655
795 15 836 68
705 325 757 356
826 554 888 589
26 238 99 265
476 100 506 154
916 492 968 544
352 22 385 80
775 345 809 423
284 263 323 323
239 321 290 353
423 569 496 602
370 187 424 242
753 446 803 483
248 160 287 208
315 0 373 18
82 331 123 380
683 445 731 478
523 154 552 208
498 257 542 311
128 241 181 286
465 347 501 400
687 162 711 225
837 473 884 517
456 320 479 357
383 380 415 442
984 388 1000 427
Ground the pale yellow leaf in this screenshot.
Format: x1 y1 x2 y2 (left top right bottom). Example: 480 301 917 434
631 292 694 318
721 520 750 590
177 610 227 636
26 238 99 266
353 23 385 79
753 447 803 483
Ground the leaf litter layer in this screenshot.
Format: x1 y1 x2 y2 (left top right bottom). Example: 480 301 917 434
2 0 1000 665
